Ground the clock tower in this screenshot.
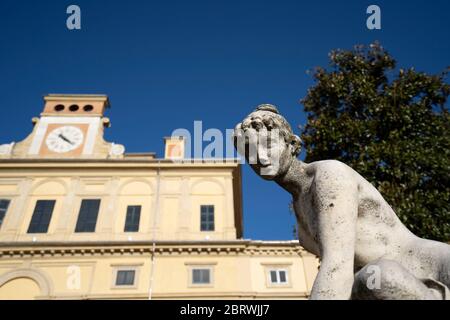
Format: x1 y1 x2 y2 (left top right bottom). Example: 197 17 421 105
0 94 125 159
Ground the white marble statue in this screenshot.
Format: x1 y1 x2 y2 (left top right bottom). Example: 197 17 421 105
234 104 450 300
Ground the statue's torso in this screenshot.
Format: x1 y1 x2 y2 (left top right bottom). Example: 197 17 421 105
293 160 426 268
293 160 450 286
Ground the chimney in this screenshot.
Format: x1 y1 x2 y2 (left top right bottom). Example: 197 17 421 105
164 136 185 160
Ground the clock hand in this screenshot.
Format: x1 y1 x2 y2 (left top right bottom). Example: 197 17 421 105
58 133 74 145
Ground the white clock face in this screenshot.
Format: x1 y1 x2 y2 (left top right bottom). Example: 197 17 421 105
45 126 84 153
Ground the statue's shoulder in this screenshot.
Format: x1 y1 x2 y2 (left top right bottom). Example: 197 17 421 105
308 159 352 173
308 160 369 192
307 160 358 186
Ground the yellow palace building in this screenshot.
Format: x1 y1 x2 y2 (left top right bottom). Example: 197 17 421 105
0 94 318 300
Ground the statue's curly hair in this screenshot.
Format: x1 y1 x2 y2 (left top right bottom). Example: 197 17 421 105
239 104 302 156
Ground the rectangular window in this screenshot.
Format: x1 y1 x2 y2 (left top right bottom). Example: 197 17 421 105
75 199 101 233
0 199 11 229
200 205 214 231
115 270 136 286
269 269 288 284
27 200 55 234
124 205 141 232
270 270 277 283
192 268 211 284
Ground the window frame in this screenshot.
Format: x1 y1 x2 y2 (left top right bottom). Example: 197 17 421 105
115 270 136 286
263 263 292 288
124 205 141 233
200 205 215 232
0 199 11 230
186 263 216 288
27 199 56 234
111 264 142 289
75 199 101 233
192 268 211 285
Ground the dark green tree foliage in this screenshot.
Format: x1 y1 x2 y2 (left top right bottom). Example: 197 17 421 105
301 43 450 241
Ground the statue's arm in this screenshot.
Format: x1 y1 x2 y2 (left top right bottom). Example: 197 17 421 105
310 166 358 300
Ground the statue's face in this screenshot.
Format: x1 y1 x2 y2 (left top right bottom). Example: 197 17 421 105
234 111 293 180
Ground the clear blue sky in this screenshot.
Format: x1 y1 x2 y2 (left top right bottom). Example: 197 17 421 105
0 0 449 240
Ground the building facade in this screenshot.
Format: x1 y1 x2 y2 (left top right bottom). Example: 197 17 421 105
0 95 318 299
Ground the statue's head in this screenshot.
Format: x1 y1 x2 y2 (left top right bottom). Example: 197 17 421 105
233 104 301 180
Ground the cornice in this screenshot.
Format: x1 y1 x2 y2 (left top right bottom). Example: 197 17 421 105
39 291 310 300
0 240 314 258
0 159 241 167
